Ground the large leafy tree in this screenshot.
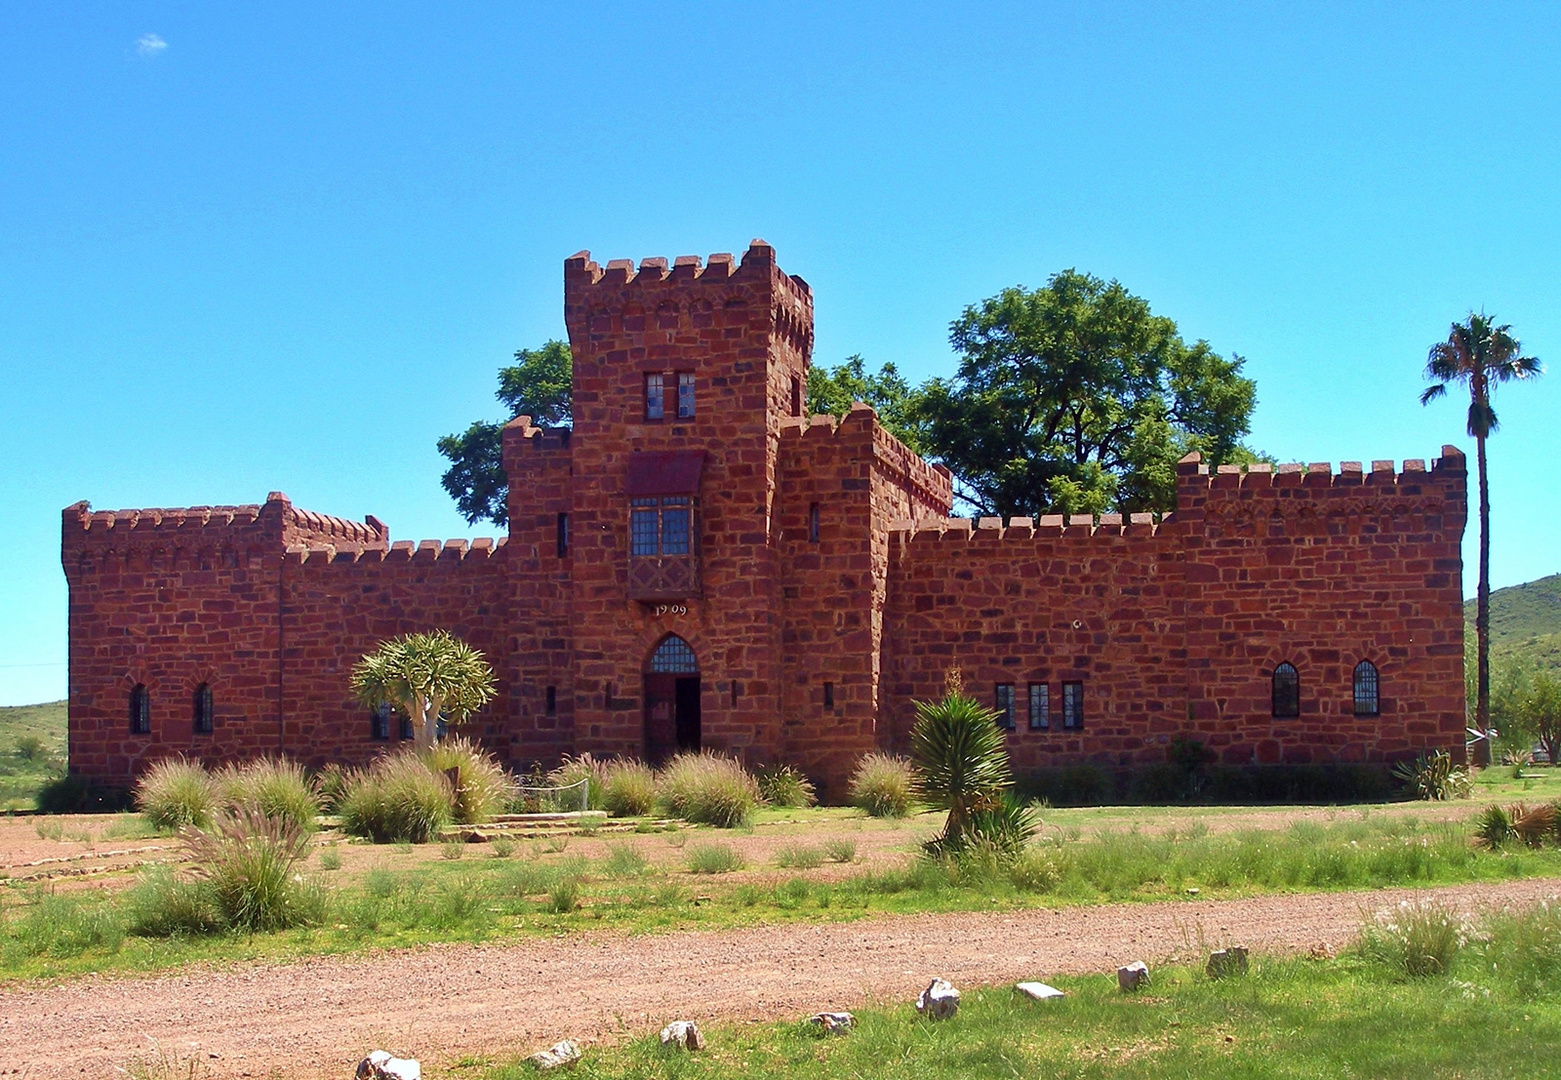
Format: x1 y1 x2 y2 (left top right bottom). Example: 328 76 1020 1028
918 270 1260 517
350 631 497 751
807 355 927 451
437 340 572 526
1421 314 1542 760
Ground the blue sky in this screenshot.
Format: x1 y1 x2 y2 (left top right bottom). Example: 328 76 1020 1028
3 4 1559 706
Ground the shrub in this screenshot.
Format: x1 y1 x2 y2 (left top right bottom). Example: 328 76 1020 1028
604 843 649 877
135 758 220 831
1393 750 1472 801
601 759 657 817
1359 898 1467 978
36 773 132 814
549 753 607 811
774 843 825 869
218 757 319 833
848 753 914 818
656 751 761 828
317 848 342 870
1008 847 1063 892
423 737 511 824
314 763 354 813
548 877 581 913
757 765 817 809
1473 804 1516 849
442 839 466 860
490 836 516 858
126 867 222 936
822 837 857 863
1513 803 1557 848
1481 899 1561 993
925 796 1040 859
686 841 745 874
181 808 325 932
1016 764 1114 807
339 750 453 843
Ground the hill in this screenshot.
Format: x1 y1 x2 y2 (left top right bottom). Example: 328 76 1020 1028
1466 573 1561 646
0 699 66 810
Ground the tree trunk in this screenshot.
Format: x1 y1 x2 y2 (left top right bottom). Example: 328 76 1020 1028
1474 433 1492 767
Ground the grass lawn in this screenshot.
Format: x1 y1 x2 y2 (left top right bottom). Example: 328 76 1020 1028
0 700 65 811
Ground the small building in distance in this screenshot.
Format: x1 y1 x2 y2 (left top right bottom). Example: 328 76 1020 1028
62 241 1469 796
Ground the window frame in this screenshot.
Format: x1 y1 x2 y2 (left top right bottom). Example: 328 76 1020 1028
823 680 835 709
370 702 393 741
1062 681 1084 729
556 512 570 558
995 683 1015 730
790 375 802 417
630 496 692 557
1353 660 1380 717
1028 682 1050 730
808 501 820 543
129 683 151 735
192 683 214 735
644 372 665 420
676 372 695 419
1272 662 1301 718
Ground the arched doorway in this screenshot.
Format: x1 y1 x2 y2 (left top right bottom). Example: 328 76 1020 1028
644 635 700 763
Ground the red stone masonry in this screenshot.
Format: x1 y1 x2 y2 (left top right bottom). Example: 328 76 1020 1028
62 241 1468 791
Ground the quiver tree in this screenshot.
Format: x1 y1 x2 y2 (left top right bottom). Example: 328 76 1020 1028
350 630 496 750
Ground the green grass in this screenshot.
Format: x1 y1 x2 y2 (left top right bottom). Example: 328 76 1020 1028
0 700 66 811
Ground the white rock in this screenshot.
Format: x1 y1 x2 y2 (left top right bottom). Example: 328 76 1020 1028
915 978 961 1020
355 1050 421 1080
659 1020 705 1050
1015 981 1066 1000
527 1040 581 1070
1118 960 1150 992
809 1011 857 1034
1206 946 1250 979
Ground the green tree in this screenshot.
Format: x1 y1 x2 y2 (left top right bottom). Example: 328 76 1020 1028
807 355 927 450
350 631 497 751
919 270 1260 517
1516 669 1561 766
1421 314 1542 758
437 340 572 526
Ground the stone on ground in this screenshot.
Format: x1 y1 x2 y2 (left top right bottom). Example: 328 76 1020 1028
809 1011 856 1034
1206 946 1250 979
1015 981 1066 1000
1118 961 1150 992
659 1021 705 1050
355 1051 420 1080
527 1040 581 1070
915 978 961 1020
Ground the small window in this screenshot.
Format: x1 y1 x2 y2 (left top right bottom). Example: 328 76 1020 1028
556 512 570 558
1062 681 1084 729
371 702 392 740
650 635 699 674
823 681 835 708
192 683 213 735
630 496 691 557
545 685 557 716
645 373 665 420
1354 660 1380 716
1028 683 1050 730
995 684 1015 730
399 715 415 741
129 683 151 735
677 372 695 418
790 374 802 417
730 680 739 706
809 502 820 543
1272 662 1300 718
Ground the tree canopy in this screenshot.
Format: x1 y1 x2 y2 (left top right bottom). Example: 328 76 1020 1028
437 340 572 526
806 355 927 451
349 630 496 751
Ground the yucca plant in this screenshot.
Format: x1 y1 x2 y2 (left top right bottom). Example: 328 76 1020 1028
1474 804 1516 850
1512 803 1556 848
910 674 1017 854
1393 749 1471 801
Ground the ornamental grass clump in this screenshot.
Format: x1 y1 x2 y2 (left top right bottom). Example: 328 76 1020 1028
423 736 511 824
548 753 608 811
339 749 453 843
218 756 319 834
175 808 324 933
1359 898 1468 978
757 764 817 809
848 753 915 818
656 751 761 828
135 757 220 831
601 758 657 817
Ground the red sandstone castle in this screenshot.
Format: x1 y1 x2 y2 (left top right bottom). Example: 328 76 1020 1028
62 241 1470 795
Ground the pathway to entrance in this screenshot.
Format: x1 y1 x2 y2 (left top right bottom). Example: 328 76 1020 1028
4 876 1559 1079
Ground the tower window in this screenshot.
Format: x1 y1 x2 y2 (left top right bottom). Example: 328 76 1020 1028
1272 662 1300 718
129 683 151 735
1028 683 1050 729
995 684 1015 730
556 512 570 558
546 685 557 716
823 681 835 709
809 502 820 543
790 374 802 417
630 496 691 556
1062 681 1084 729
677 372 696 418
1354 660 1380 716
370 702 392 740
192 683 213 735
645 373 665 420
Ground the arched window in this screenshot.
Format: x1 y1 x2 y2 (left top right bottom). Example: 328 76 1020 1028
1354 660 1380 716
129 684 151 734
192 683 213 734
1272 663 1300 718
648 635 698 674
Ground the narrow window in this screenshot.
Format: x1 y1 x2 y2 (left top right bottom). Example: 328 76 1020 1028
192 683 213 735
995 684 1015 730
399 715 414 741
645 372 665 420
545 685 557 716
1028 683 1050 730
790 374 802 417
1272 662 1300 718
630 498 659 556
370 702 392 740
730 680 739 706
1062 681 1084 729
556 512 569 558
1354 660 1380 716
660 497 690 555
823 681 835 709
129 683 151 735
677 372 696 418
809 502 820 543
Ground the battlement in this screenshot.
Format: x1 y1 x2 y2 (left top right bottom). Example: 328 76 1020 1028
63 493 388 550
285 536 505 565
890 511 1167 544
1177 446 1467 492
779 403 954 514
563 240 811 305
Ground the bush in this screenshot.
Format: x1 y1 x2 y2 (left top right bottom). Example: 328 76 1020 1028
1481 899 1561 994
314 763 354 813
1473 804 1515 850
774 843 825 869
1359 898 1467 978
656 752 761 828
135 758 220 831
548 754 607 811
1393 750 1472 801
126 867 222 936
925 796 1040 860
339 750 453 843
180 808 325 932
1017 764 1114 807
35 773 132 814
686 841 745 874
424 737 511 824
822 837 857 863
848 753 914 818
218 757 319 833
757 765 817 809
601 759 657 817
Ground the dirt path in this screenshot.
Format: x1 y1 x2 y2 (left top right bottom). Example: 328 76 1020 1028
4 877 1559 1080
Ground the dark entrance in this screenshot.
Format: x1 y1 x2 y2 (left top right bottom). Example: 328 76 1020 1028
644 635 700 763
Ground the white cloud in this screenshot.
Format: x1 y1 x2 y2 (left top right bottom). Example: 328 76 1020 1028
136 33 167 57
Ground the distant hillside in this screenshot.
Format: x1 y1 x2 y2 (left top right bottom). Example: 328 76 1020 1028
1466 573 1561 645
0 699 66 811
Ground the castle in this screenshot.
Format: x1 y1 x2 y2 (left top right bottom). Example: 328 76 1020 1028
62 241 1470 796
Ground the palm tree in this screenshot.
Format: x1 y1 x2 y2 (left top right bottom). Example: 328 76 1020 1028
350 630 496 750
1421 313 1542 763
